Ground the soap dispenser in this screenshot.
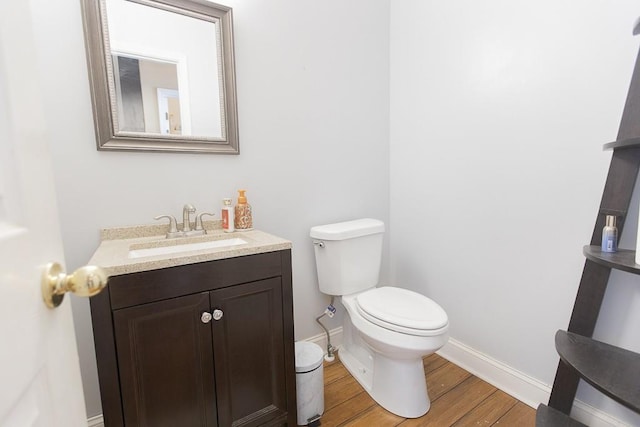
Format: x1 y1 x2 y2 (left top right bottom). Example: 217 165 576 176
234 189 253 230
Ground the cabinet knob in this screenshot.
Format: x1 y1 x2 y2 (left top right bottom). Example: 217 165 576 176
201 312 213 323
212 309 223 321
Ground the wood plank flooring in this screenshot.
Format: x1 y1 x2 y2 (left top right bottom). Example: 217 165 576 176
319 353 535 427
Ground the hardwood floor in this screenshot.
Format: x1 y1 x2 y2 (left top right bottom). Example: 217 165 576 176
319 353 535 427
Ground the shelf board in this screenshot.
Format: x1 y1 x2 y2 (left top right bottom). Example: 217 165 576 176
603 136 640 150
555 330 640 413
583 245 640 275
535 404 587 427
598 208 627 218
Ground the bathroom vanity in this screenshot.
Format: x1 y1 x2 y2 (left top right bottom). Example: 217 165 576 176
88 223 296 426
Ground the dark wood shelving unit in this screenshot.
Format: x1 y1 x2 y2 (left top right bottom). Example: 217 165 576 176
603 136 640 151
536 404 587 427
555 331 640 413
582 245 640 274
536 24 640 427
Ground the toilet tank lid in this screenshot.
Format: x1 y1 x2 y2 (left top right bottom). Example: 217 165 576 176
310 218 384 240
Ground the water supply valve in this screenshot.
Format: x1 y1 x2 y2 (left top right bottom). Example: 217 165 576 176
324 304 336 318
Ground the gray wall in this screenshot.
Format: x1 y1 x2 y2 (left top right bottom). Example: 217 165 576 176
31 0 390 417
390 0 640 424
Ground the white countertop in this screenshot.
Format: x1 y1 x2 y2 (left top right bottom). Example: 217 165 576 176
88 221 292 276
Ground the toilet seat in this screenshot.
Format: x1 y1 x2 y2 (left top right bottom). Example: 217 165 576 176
355 287 448 337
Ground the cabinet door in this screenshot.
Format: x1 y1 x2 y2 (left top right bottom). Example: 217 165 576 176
211 278 288 426
113 292 218 427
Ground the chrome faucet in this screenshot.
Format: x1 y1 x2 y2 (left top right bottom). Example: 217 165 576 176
182 204 196 232
155 204 214 239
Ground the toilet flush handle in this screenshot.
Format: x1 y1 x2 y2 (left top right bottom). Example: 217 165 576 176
313 241 325 248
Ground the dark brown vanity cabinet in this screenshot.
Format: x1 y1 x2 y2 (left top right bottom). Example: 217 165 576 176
90 250 296 427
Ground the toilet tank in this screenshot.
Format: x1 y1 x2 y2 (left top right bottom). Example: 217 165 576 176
310 218 384 296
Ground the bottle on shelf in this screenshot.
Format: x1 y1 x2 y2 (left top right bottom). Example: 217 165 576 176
601 215 617 253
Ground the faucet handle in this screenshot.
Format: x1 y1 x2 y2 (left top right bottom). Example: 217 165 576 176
195 212 215 231
154 215 183 239
155 215 178 233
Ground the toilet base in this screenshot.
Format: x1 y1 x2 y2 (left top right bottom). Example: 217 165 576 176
338 345 430 418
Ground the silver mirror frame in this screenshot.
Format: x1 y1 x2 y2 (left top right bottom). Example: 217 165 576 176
81 0 239 154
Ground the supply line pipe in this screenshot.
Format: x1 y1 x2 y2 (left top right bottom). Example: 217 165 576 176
316 297 336 362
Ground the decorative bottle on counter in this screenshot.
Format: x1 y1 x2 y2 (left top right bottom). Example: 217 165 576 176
234 189 253 230
222 198 235 233
601 215 618 253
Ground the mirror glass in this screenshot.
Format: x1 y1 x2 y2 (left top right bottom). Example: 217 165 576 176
82 0 239 154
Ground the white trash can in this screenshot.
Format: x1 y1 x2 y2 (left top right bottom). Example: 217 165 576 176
295 341 325 425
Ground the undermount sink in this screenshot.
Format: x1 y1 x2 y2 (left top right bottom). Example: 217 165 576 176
128 237 247 259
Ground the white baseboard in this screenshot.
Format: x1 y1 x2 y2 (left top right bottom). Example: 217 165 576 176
303 326 344 356
87 414 104 427
87 329 626 427
438 338 629 427
437 339 550 409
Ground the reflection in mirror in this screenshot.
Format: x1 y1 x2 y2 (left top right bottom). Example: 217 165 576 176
113 55 185 134
81 0 239 154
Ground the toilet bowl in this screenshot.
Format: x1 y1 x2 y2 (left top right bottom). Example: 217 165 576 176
339 287 448 418
310 218 449 418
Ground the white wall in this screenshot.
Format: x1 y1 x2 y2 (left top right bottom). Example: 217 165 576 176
30 0 390 418
390 0 640 424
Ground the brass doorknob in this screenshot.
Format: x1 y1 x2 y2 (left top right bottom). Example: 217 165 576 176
42 262 108 308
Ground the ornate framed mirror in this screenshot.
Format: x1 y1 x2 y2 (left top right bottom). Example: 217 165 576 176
81 0 239 154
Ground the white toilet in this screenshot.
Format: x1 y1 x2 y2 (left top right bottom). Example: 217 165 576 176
310 218 449 418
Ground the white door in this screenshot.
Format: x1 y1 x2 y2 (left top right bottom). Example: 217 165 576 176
0 1 89 426
157 88 182 135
